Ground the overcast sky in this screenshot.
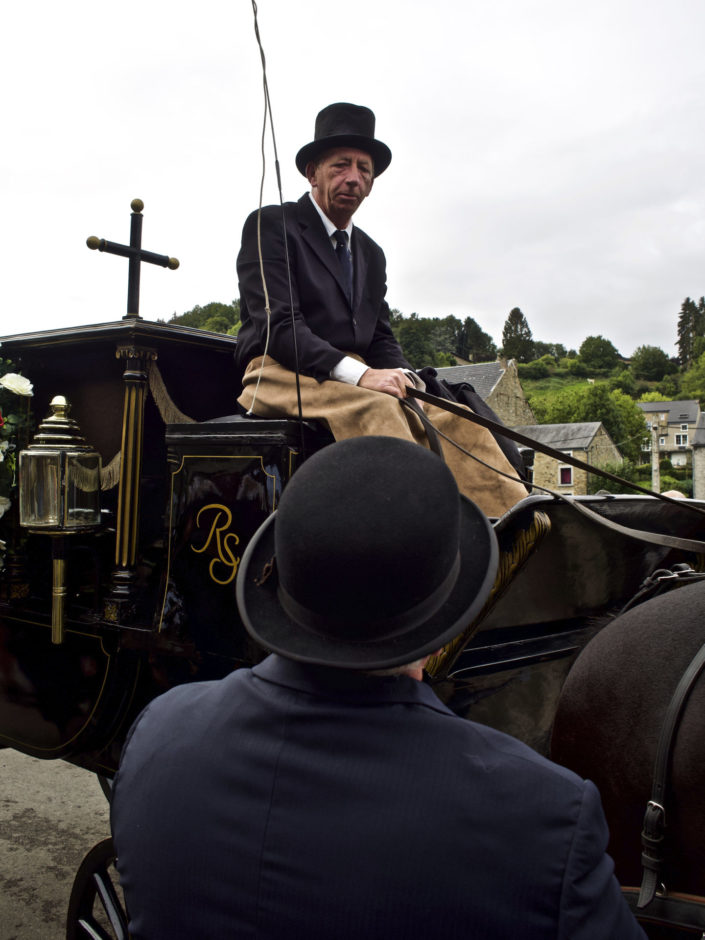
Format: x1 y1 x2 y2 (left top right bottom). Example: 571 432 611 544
2 0 704 359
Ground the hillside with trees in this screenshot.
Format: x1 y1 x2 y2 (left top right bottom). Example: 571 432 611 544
166 300 241 334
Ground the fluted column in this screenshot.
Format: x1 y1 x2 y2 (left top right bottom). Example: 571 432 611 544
104 344 156 622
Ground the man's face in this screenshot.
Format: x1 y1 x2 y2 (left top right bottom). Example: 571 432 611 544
307 147 374 226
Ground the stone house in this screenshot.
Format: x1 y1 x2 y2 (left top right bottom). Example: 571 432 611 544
512 422 622 496
636 400 701 469
435 359 535 426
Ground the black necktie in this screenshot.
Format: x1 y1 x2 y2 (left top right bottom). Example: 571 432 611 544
334 230 353 305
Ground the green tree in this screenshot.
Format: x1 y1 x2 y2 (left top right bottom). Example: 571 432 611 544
630 345 675 381
563 358 588 376
693 335 705 360
533 341 567 361
388 308 404 330
530 383 647 461
395 313 438 368
578 335 620 372
169 300 241 333
501 308 535 363
638 391 672 403
658 372 681 399
202 314 232 334
680 352 705 403
457 317 497 362
517 359 550 380
609 369 636 396
676 297 700 367
587 459 641 496
428 315 463 358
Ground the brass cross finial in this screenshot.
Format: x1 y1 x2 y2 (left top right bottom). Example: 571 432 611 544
87 198 180 320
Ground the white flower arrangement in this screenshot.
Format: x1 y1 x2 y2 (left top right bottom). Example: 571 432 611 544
0 363 34 572
0 373 33 397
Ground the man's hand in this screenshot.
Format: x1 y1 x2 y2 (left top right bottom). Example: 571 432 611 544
358 368 413 399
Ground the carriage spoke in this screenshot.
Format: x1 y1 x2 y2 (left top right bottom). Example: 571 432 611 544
76 916 113 940
93 867 129 938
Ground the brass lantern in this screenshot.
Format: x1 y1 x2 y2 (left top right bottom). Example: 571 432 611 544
19 396 101 643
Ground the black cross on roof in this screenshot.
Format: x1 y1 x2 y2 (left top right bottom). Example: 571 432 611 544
87 198 179 320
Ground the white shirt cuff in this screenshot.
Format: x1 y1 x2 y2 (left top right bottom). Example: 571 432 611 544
330 356 369 385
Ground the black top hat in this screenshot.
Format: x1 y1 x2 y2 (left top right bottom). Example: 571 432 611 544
295 103 392 177
236 437 498 670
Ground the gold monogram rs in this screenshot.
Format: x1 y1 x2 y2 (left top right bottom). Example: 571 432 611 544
191 503 241 585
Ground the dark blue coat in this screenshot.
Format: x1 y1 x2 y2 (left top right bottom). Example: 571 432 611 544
235 194 410 383
111 655 645 939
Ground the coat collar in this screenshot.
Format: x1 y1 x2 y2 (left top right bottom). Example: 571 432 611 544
253 653 452 714
295 193 369 311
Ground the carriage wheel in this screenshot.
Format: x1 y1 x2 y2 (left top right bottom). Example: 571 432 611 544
66 837 129 940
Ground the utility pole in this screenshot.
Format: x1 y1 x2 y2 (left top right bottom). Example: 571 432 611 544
650 413 669 493
651 423 660 493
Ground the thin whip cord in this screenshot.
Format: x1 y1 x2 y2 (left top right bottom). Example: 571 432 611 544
249 2 306 455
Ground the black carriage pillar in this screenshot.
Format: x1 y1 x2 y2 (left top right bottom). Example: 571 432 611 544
104 344 156 622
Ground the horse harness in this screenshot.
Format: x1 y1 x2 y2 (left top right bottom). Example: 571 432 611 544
619 568 705 937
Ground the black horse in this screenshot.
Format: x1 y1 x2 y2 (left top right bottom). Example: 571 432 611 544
551 578 705 936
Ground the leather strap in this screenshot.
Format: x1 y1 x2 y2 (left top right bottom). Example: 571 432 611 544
637 639 705 908
406 386 705 517
403 388 705 554
400 397 444 458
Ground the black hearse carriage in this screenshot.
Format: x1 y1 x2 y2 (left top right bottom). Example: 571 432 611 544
2 314 705 938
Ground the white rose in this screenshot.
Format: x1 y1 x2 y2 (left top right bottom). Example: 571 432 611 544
0 373 33 396
0 496 10 519
0 441 7 462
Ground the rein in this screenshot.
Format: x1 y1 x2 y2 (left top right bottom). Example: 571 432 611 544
407 386 705 515
405 386 705 555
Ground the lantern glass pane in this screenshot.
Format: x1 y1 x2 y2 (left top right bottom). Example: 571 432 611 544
65 454 101 528
19 452 61 527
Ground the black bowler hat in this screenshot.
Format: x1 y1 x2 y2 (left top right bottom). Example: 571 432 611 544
236 437 498 670
295 102 392 177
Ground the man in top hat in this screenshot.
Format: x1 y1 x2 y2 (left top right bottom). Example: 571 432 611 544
111 436 645 939
234 102 528 518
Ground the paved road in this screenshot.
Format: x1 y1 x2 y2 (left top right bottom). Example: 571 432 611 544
0 748 111 940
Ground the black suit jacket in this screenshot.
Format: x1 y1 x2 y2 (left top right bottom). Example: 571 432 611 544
235 194 410 383
111 655 645 940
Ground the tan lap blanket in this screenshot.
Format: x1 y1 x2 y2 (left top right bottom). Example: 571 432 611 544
239 357 527 518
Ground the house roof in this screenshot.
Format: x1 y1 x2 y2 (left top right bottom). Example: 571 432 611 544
636 400 700 424
435 361 505 399
512 422 606 452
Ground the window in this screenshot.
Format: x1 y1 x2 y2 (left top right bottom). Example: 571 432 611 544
675 433 688 446
559 466 573 486
659 437 667 447
681 424 689 431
